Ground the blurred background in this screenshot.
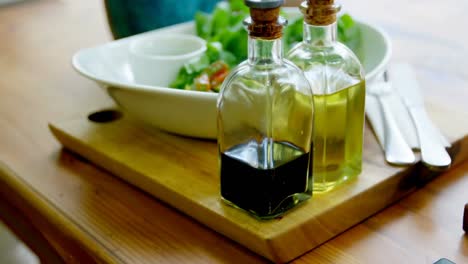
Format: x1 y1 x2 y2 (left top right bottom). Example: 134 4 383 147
105 0 302 39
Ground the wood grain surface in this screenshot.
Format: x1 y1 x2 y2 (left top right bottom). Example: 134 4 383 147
47 100 468 263
0 0 467 263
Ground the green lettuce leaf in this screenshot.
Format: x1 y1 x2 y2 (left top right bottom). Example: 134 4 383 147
173 1 362 91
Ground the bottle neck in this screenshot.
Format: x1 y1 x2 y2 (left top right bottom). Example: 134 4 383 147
303 21 337 46
248 36 283 65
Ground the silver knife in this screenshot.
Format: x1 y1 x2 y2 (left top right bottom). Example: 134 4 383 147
367 72 416 165
390 63 451 169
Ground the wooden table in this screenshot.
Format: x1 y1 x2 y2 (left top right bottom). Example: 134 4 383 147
0 0 467 263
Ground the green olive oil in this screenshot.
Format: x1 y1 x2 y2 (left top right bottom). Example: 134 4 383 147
312 81 365 192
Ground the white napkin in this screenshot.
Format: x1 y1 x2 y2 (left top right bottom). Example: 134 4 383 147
365 63 450 151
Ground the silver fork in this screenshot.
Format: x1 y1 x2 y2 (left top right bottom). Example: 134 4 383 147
367 72 416 165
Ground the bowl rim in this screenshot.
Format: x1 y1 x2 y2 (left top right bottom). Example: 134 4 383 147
129 33 207 61
72 19 391 100
360 20 392 82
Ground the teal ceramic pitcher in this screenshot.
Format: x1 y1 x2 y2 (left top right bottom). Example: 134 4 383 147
105 0 221 39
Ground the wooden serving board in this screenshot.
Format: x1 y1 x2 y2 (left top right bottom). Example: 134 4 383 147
49 99 468 263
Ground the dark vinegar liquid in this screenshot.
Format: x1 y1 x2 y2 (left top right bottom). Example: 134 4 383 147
220 140 312 219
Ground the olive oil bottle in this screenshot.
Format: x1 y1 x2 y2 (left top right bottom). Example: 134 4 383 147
217 0 315 219
287 0 365 192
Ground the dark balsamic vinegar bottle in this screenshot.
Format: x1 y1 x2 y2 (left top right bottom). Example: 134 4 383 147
217 0 315 220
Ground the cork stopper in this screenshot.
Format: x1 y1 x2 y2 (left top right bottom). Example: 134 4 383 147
246 7 286 39
243 0 286 40
300 0 341 26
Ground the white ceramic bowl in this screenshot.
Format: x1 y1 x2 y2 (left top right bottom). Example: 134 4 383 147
72 17 391 139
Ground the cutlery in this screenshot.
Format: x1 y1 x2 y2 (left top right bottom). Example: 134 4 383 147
367 72 416 165
464 203 468 232
390 63 451 169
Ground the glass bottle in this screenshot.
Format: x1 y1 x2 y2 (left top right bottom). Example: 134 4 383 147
287 0 366 192
217 0 314 220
